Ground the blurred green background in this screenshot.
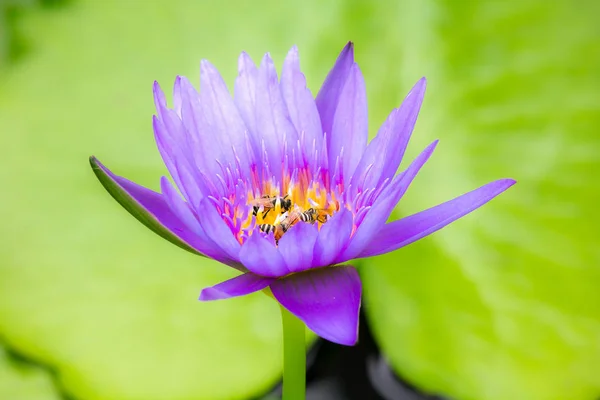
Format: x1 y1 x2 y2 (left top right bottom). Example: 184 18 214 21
0 1 598 399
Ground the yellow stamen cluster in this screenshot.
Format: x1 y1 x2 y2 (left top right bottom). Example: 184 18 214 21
240 181 339 243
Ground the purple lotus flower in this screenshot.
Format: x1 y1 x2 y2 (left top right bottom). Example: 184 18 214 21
90 42 515 346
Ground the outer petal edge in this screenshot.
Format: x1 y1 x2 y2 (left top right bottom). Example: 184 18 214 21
359 178 517 258
271 265 362 346
199 272 275 301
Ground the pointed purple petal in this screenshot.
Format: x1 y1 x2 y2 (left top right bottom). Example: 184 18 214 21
199 272 275 301
160 177 242 269
199 60 253 172
172 76 183 116
153 115 205 208
281 46 323 166
153 81 188 155
316 42 354 141
271 266 362 346
196 198 241 262
159 176 205 240
378 78 427 184
351 78 426 190
360 179 517 257
239 232 289 277
90 156 205 256
153 83 205 205
176 76 223 180
314 208 354 267
153 114 183 188
255 53 298 181
329 63 368 181
340 141 438 262
277 221 319 273
234 52 259 135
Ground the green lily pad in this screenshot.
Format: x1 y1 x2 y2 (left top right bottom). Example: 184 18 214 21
0 1 336 399
0 346 60 400
360 1 600 400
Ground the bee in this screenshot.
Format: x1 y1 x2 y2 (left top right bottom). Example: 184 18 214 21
258 211 292 241
306 199 332 223
258 210 300 241
258 209 312 239
298 208 317 223
314 210 329 223
259 223 287 241
299 207 329 224
259 207 330 242
282 209 312 226
249 194 292 218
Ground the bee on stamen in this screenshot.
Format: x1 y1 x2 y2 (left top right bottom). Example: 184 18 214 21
307 199 331 223
249 194 292 218
258 223 279 235
282 209 311 227
259 223 287 241
258 203 332 243
301 207 329 224
258 212 290 241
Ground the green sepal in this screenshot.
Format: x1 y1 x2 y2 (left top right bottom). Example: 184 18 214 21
89 156 204 257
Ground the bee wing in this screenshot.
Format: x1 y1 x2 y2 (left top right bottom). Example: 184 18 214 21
307 198 320 208
274 211 289 225
249 198 272 207
288 211 302 225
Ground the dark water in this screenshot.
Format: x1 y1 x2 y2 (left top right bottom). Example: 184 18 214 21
262 311 448 400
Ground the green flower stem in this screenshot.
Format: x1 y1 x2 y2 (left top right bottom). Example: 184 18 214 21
280 305 306 400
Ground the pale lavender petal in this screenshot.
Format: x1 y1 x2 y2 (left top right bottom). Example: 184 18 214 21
172 76 183 117
234 52 259 135
378 78 427 184
360 179 517 257
91 157 208 257
160 177 242 268
277 221 318 273
153 83 205 205
271 266 362 346
160 176 203 238
281 46 323 167
199 272 275 301
351 78 426 190
199 60 253 173
177 76 224 180
329 63 368 181
239 232 289 277
256 54 298 180
152 114 184 190
315 42 354 140
340 141 438 262
153 81 187 149
313 208 354 267
196 198 241 262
